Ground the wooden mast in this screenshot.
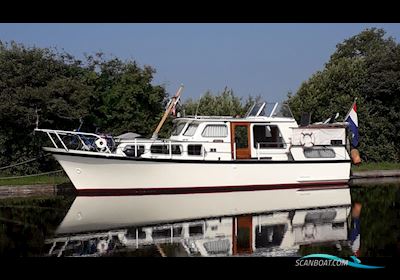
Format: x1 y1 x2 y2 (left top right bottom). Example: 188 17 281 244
151 84 184 139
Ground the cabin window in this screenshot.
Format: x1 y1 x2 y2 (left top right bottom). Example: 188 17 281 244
305 210 337 223
331 139 343 145
152 228 172 238
234 125 249 149
237 226 251 251
255 224 287 248
123 145 145 157
303 147 335 158
183 123 199 136
332 222 345 229
253 125 285 148
173 226 183 236
189 224 204 236
188 144 202 155
171 122 187 136
151 144 182 155
201 124 228 138
126 228 146 239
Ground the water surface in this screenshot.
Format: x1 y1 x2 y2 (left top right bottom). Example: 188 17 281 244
0 180 399 257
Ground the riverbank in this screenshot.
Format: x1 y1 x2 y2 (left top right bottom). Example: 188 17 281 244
0 184 58 198
351 163 400 178
0 182 75 198
0 172 69 186
352 162 400 171
352 169 400 178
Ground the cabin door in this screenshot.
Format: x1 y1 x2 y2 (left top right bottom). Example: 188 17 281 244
231 122 251 159
232 215 253 255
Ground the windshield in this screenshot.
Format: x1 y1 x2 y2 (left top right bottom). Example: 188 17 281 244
247 103 265 117
171 122 187 136
271 103 294 118
183 123 199 136
246 102 294 118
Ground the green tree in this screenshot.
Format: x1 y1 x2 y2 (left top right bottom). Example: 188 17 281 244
0 41 93 174
0 43 167 175
287 28 400 162
182 87 255 117
84 54 167 136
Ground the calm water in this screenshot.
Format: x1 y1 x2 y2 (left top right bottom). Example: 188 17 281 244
0 180 399 257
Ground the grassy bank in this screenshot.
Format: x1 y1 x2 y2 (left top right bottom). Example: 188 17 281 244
352 162 400 172
0 173 70 186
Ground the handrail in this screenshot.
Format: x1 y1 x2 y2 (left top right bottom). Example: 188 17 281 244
118 139 233 145
35 128 112 153
35 128 106 138
35 129 296 161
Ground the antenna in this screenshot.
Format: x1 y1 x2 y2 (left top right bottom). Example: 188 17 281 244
195 99 201 119
195 92 205 119
35 107 40 130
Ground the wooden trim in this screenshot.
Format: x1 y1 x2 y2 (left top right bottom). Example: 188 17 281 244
232 217 237 255
234 215 253 255
230 122 251 159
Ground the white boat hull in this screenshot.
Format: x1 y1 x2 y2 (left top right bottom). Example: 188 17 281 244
56 187 352 234
48 148 351 194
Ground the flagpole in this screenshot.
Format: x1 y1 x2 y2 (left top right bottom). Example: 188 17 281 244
344 97 357 121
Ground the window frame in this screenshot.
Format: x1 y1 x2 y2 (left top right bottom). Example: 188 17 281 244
201 124 228 138
171 121 187 136
150 144 183 155
187 144 203 156
303 147 336 158
252 124 286 149
183 122 199 136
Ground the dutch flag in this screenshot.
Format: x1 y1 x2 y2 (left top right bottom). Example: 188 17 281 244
345 100 359 147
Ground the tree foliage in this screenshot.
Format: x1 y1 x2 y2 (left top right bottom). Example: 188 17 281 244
182 87 256 117
288 28 400 162
83 54 167 136
0 42 167 174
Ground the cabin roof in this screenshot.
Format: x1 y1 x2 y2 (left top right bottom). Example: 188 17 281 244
294 122 348 129
173 116 297 123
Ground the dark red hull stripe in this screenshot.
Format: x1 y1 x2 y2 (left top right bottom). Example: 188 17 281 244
76 180 349 196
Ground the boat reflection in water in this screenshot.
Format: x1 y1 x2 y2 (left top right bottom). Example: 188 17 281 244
46 186 358 257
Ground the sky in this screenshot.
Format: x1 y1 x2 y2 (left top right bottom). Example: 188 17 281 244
1 23 400 102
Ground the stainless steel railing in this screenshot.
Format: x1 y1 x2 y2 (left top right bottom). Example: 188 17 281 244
35 128 112 153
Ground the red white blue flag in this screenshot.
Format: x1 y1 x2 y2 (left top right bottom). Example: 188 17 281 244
345 101 359 147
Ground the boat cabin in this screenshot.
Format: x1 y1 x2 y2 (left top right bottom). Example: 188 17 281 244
116 102 349 162
45 205 350 257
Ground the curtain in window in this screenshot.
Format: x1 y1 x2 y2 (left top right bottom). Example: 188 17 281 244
202 125 228 137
